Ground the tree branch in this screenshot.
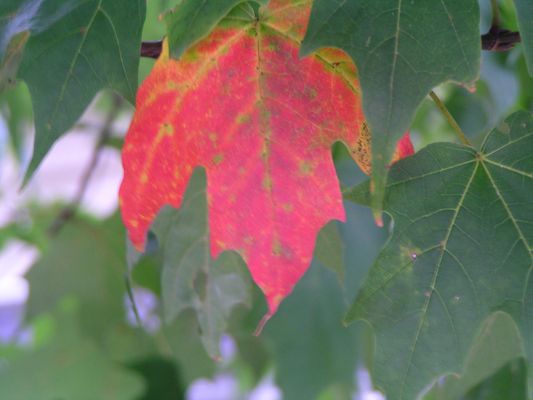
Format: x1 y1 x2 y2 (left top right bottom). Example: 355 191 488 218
48 94 124 236
140 28 522 60
481 28 521 52
141 41 163 59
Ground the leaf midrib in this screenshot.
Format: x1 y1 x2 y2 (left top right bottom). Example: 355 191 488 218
48 0 103 128
399 159 479 399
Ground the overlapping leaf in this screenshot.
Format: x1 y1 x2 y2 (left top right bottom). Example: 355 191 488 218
0 303 145 400
151 170 251 359
264 262 360 399
422 311 527 400
344 111 533 400
302 0 480 216
514 0 533 75
0 0 145 179
164 0 266 59
120 0 413 317
26 214 128 339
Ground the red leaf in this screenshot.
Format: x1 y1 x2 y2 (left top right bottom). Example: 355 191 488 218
120 0 413 317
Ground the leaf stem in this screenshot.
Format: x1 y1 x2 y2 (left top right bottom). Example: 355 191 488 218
491 0 500 28
429 90 472 147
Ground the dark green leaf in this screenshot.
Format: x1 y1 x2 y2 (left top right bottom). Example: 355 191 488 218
302 0 480 213
264 262 361 400
162 311 217 384
424 360 527 400
1 0 81 60
26 214 128 340
462 358 527 400
129 357 185 400
0 301 145 400
152 169 252 359
344 111 533 400
0 31 28 92
164 0 266 59
15 0 145 180
314 221 344 282
514 0 533 75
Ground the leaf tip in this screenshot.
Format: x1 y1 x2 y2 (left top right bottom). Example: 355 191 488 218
372 208 384 227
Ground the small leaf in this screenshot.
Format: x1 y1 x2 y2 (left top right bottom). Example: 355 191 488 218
164 0 267 59
302 0 480 214
152 169 251 359
344 111 533 400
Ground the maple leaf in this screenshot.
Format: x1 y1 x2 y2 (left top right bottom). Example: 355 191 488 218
120 0 413 318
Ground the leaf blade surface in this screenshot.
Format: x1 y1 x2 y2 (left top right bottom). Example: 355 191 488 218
121 0 412 314
302 0 480 214
345 111 533 400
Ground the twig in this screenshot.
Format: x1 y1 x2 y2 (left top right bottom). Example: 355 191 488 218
429 90 472 147
141 41 163 59
48 94 124 235
140 27 522 59
491 0 500 28
481 28 521 51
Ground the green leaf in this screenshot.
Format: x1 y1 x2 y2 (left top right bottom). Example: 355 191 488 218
14 0 145 181
344 111 533 400
302 0 480 214
0 301 145 400
314 221 345 282
26 214 128 340
0 30 28 92
152 168 252 360
164 0 266 59
264 262 361 400
514 0 533 75
422 311 527 400
0 80 33 157
0 1 88 59
162 311 217 384
462 359 527 400
128 357 185 400
423 360 528 400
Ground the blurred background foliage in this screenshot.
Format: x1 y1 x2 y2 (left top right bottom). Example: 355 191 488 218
0 0 531 399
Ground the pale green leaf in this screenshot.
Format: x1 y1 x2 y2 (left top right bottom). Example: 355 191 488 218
164 0 266 59
152 169 252 359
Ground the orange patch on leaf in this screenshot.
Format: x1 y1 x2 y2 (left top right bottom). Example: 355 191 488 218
120 0 413 317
